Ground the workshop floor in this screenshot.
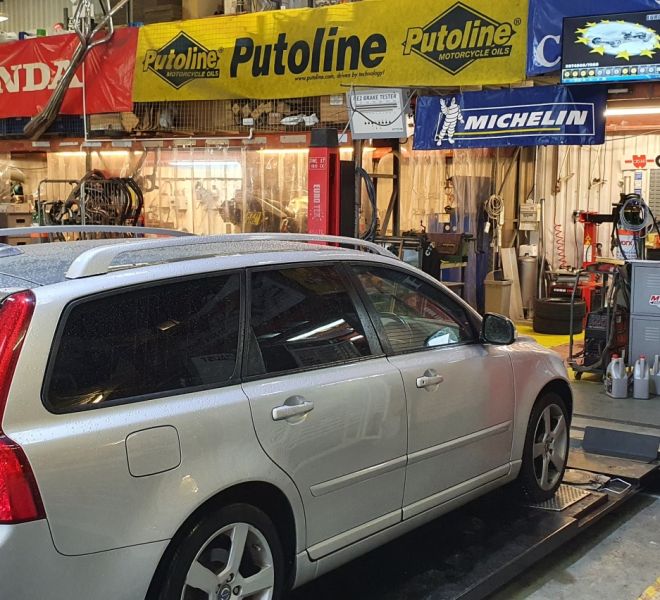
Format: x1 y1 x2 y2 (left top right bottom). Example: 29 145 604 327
491 489 660 600
292 326 660 600
496 325 660 600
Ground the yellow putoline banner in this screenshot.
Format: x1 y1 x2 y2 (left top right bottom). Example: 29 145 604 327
132 0 528 102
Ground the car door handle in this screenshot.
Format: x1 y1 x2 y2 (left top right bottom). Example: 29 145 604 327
416 372 444 389
272 400 315 421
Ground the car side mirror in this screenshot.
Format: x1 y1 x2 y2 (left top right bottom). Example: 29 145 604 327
481 313 516 345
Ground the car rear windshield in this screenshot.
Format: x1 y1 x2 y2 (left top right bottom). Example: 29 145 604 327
44 274 241 412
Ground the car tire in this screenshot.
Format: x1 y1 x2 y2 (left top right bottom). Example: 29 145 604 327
517 393 570 503
153 503 285 600
534 298 586 321
533 314 583 335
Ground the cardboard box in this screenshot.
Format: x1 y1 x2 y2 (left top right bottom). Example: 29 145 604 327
320 95 349 124
89 113 125 132
143 6 183 23
183 0 222 19
0 203 32 214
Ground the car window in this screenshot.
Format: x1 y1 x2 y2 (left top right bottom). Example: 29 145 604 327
351 265 475 354
45 274 241 411
247 265 372 377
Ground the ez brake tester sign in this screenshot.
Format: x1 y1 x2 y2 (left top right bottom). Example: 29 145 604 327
132 0 528 102
413 85 606 150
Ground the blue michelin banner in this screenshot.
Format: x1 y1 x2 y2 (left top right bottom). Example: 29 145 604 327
413 86 606 150
528 0 659 76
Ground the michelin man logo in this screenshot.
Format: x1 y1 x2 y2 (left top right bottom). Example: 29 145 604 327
435 97 464 146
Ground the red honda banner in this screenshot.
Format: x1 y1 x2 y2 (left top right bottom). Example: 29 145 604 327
0 28 138 119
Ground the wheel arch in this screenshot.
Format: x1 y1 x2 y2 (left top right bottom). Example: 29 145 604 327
145 480 299 598
537 378 573 422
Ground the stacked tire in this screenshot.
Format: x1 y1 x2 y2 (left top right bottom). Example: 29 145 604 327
533 298 586 335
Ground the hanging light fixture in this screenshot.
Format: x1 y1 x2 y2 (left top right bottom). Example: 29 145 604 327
0 0 8 23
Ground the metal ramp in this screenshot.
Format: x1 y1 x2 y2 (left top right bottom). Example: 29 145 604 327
292 449 658 600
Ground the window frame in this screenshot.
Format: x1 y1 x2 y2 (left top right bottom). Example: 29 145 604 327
41 270 246 415
241 261 385 383
347 262 481 357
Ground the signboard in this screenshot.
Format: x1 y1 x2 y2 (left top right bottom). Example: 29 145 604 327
0 29 138 119
133 0 528 102
562 11 660 84
527 0 658 77
413 85 606 150
348 88 407 139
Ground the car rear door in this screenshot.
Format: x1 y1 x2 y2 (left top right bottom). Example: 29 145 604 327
19 273 252 556
350 263 515 519
242 263 407 559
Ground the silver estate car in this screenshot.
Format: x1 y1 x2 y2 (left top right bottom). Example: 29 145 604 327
0 234 571 600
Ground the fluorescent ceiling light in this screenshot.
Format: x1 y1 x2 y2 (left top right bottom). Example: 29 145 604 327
258 149 309 155
605 106 660 117
169 161 242 167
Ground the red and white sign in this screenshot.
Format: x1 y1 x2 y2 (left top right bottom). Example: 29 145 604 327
624 155 651 169
0 28 138 119
651 294 660 308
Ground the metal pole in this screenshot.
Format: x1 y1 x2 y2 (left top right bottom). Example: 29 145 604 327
393 141 401 236
353 139 363 238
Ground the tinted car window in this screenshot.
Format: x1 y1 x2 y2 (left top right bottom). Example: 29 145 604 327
248 265 372 376
46 274 241 411
352 265 475 354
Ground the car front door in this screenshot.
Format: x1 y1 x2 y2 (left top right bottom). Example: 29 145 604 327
350 264 515 519
242 264 407 558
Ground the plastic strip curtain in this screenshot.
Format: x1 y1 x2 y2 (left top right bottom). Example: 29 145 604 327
396 142 447 233
451 149 493 309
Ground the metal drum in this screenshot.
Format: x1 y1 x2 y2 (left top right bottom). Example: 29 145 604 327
518 255 538 316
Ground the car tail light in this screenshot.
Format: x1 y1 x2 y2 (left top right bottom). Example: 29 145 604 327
0 291 45 524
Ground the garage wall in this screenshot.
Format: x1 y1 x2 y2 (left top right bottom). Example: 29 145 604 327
0 0 71 32
536 133 660 270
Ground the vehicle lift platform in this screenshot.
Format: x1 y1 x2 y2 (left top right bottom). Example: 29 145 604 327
293 443 660 600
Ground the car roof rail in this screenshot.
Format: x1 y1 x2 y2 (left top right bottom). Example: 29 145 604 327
64 233 395 280
0 225 194 238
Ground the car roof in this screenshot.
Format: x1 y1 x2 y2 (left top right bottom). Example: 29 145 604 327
0 238 360 289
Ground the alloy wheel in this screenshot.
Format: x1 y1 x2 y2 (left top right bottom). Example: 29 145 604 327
532 403 568 491
181 522 275 600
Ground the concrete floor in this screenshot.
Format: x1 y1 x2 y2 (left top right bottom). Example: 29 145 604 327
491 378 660 600
291 378 660 600
491 491 660 600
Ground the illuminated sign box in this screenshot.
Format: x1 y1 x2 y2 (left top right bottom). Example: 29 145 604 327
561 10 660 84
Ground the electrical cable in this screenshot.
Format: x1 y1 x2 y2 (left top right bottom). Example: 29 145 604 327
356 166 378 242
612 193 660 259
484 194 504 221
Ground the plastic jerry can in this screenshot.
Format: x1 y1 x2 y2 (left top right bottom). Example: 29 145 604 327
605 355 628 399
651 355 660 396
633 356 650 400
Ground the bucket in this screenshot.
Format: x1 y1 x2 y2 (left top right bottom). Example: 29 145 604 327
484 271 512 317
614 229 639 261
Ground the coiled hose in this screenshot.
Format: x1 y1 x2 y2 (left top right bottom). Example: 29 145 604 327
554 223 569 269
